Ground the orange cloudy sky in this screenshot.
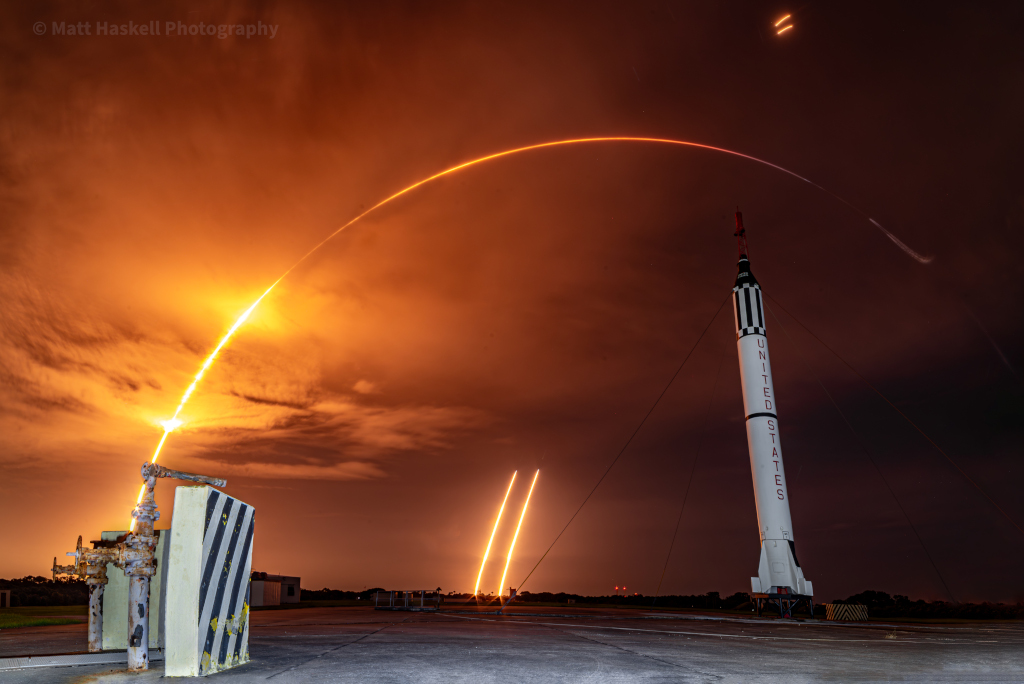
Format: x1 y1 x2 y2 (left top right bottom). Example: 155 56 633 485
1 1 1021 601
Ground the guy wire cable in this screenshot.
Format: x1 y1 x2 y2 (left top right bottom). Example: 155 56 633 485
652 344 726 605
763 293 1024 539
764 301 958 604
514 291 731 594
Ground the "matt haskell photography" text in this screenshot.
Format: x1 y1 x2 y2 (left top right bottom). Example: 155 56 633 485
39 21 279 39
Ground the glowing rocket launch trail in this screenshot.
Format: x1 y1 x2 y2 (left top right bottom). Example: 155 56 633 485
281 137 934 275
134 136 932 523
128 280 280 529
474 471 517 596
498 469 539 598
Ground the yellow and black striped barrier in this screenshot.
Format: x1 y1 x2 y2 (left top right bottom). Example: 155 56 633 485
824 603 868 621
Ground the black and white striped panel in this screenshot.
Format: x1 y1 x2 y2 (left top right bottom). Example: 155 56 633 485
733 283 766 339
198 490 255 675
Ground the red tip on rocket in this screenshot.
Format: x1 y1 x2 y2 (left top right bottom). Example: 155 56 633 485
734 209 749 259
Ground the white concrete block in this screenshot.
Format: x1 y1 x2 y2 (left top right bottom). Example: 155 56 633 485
164 486 254 677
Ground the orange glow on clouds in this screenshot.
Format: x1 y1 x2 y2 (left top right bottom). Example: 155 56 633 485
127 136 818 525
123 136 927 528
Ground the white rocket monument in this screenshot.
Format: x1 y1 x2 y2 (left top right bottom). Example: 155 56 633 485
732 211 813 602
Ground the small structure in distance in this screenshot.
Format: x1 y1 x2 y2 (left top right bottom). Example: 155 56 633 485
250 572 301 607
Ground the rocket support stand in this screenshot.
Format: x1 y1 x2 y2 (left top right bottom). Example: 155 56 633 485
753 592 814 619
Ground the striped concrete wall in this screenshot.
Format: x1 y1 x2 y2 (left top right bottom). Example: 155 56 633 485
165 486 254 677
197 489 255 675
824 603 869 621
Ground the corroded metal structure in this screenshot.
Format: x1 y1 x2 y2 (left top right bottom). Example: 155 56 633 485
54 463 225 670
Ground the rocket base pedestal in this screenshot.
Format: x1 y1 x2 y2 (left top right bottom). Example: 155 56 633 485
751 591 815 619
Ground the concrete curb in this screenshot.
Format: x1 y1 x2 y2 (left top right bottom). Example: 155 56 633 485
0 649 164 671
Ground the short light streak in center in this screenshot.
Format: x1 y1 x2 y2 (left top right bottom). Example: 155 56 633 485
498 470 539 597
777 24 794 35
474 471 517 596
130 136 932 525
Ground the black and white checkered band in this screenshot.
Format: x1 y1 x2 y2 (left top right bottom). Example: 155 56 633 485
733 283 766 339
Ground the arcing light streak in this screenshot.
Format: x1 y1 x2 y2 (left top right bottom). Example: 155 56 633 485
777 24 794 35
774 14 791 27
869 219 933 264
474 471 517 596
135 136 932 523
275 137 934 276
498 470 539 598
128 281 280 530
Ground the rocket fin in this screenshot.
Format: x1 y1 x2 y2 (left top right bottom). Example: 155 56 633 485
758 539 809 595
757 543 771 593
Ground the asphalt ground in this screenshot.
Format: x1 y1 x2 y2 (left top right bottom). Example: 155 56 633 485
2 606 1023 682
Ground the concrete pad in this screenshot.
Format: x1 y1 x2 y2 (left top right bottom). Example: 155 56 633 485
0 622 87 657
1 606 1022 682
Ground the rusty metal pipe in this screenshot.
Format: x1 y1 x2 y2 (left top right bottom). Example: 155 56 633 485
125 463 160 670
141 462 226 487
87 583 104 652
127 574 150 670
54 542 114 653
84 557 112 653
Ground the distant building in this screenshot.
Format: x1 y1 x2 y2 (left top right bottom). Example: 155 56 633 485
250 572 301 606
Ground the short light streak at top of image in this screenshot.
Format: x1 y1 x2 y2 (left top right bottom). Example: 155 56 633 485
127 136 932 527
498 469 539 597
774 14 791 27
474 471 517 596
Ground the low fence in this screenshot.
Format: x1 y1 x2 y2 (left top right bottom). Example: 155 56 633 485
824 603 868 621
374 590 441 611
